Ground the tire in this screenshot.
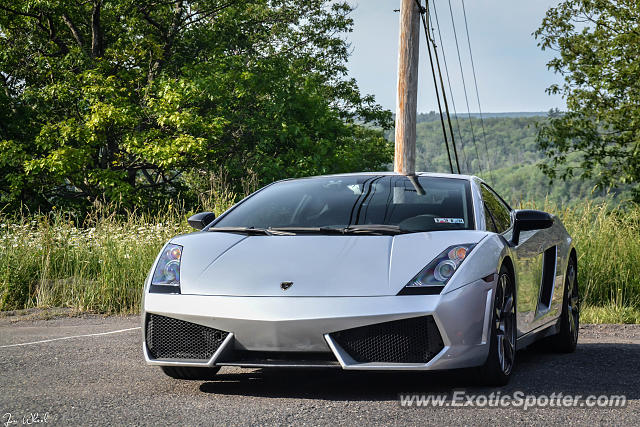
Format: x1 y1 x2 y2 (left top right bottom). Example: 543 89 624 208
476 264 517 386
161 366 220 380
549 256 579 353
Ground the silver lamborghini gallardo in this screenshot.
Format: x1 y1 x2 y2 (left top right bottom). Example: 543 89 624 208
142 173 579 385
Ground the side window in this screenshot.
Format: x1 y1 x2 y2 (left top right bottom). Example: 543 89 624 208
484 205 498 233
481 185 511 233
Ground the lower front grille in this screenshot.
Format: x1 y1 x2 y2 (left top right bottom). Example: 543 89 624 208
145 314 229 361
330 316 444 363
217 351 341 368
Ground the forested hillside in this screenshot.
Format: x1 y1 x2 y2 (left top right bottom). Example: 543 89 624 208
404 113 632 206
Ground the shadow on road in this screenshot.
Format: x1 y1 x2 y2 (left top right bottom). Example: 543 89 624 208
198 342 640 401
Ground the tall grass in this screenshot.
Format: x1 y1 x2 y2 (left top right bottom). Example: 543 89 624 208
0 173 243 314
1 198 639 318
557 202 640 309
0 209 188 313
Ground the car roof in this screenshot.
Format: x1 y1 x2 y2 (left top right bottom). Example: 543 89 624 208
285 171 480 182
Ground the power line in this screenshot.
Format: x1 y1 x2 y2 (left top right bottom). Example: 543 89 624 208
430 0 469 173
415 0 454 174
461 0 494 184
424 1 461 173
446 0 484 178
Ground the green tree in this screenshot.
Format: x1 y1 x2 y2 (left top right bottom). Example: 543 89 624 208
534 0 640 201
0 0 392 211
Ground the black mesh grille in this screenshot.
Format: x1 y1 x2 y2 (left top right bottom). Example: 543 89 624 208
145 314 229 360
330 316 444 363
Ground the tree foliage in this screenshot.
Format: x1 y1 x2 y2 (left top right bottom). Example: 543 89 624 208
0 0 392 211
534 0 640 201
412 114 633 206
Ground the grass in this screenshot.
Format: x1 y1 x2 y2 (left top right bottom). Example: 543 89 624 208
0 209 189 313
1 199 639 322
555 201 640 310
581 304 640 324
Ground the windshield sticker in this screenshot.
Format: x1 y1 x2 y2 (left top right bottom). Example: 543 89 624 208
434 218 465 224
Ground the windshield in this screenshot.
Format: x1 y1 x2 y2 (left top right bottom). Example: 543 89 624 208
213 175 475 232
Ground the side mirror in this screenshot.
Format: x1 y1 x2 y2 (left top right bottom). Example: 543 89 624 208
511 209 554 246
188 211 216 230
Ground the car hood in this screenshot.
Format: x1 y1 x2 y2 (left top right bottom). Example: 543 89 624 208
170 230 489 297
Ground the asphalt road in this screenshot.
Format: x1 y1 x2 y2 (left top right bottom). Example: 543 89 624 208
1 313 639 426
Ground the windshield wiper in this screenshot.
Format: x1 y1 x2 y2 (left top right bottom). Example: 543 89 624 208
340 224 408 235
208 227 295 236
268 227 347 235
211 225 408 236
271 225 408 235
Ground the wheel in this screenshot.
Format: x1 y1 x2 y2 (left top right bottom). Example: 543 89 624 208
476 265 517 386
550 256 579 352
160 366 220 380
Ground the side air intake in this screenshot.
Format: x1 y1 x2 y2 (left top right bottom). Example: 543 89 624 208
330 316 444 363
145 314 228 361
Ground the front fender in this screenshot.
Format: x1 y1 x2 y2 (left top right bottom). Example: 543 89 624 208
442 234 510 294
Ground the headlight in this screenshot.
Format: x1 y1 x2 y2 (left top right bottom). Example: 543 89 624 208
150 243 182 294
398 244 475 295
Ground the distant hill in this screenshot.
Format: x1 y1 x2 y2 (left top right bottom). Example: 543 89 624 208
416 111 548 123
466 112 548 119
388 112 631 206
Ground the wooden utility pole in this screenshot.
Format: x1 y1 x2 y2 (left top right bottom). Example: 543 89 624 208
394 0 421 175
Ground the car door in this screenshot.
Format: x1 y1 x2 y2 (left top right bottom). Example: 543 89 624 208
480 184 549 336
482 184 566 335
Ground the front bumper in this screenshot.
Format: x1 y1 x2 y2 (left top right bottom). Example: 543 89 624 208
142 278 495 371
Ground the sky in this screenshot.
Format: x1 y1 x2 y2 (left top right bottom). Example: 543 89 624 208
344 0 566 113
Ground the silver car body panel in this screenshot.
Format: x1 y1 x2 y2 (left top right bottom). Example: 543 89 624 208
169 230 490 297
144 276 496 370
